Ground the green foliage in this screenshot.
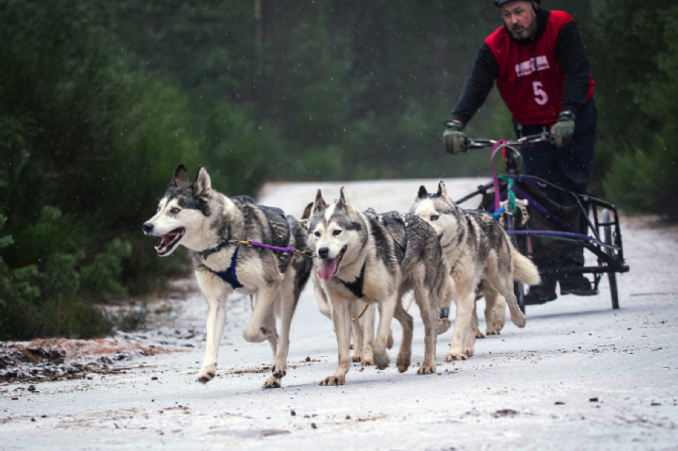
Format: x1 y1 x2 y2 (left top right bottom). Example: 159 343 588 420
202 103 283 195
1 0 675 340
593 0 678 219
0 0 202 339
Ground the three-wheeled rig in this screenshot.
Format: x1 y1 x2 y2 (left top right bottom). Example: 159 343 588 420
452 129 630 312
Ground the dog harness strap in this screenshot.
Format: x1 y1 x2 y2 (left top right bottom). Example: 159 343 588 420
340 261 367 299
278 215 292 261
211 246 243 289
199 224 234 260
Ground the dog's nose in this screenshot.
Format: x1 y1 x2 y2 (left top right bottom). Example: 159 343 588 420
142 222 154 234
318 247 329 259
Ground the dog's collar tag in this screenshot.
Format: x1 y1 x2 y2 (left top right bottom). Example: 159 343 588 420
339 261 367 299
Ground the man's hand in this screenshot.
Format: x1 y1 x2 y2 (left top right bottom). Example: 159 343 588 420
443 121 467 155
550 111 575 148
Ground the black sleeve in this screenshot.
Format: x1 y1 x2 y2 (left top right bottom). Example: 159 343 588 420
555 21 591 114
451 43 499 125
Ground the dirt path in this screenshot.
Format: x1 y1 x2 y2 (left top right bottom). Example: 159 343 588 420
1 178 677 451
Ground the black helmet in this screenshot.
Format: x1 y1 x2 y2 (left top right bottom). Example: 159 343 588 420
494 0 540 6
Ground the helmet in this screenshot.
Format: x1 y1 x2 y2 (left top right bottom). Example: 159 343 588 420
494 0 540 6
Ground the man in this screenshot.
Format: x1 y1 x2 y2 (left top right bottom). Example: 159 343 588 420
444 0 597 304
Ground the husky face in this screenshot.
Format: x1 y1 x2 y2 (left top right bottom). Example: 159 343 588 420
410 181 462 248
143 164 216 256
307 188 365 281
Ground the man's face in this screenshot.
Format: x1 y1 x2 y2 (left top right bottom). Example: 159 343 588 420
501 1 538 40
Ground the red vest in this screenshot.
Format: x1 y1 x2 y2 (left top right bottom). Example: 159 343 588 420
485 11 595 126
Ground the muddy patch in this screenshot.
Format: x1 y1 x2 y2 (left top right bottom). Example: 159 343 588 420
0 338 171 383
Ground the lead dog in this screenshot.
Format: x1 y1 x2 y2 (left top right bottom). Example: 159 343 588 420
307 188 450 385
410 181 539 360
143 164 311 388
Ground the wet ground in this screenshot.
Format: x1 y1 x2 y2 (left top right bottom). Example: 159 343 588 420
1 178 677 450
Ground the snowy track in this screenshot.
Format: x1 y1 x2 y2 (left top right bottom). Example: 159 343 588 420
1 178 677 450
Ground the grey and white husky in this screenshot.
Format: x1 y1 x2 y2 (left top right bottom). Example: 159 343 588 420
410 182 539 360
143 164 311 388
307 188 451 386
301 202 392 366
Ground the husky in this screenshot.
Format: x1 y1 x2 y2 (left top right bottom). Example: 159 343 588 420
301 202 392 366
410 181 539 361
306 188 450 386
142 164 312 388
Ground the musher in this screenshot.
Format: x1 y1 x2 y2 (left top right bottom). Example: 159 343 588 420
444 0 598 304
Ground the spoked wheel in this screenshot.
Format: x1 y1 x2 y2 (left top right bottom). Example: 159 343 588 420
602 210 620 309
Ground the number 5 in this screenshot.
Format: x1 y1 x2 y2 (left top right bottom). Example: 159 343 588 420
532 81 548 106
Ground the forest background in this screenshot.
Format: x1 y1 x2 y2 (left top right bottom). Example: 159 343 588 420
1 0 675 339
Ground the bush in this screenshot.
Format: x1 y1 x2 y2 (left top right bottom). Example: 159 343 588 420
0 1 204 339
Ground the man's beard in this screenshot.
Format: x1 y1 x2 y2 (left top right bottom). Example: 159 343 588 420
509 11 538 40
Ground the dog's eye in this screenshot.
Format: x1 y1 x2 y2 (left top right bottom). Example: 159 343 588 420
314 231 321 237
332 230 342 237
430 215 439 222
170 208 181 214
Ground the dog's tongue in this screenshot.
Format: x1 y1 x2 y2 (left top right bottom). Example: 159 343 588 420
318 258 340 281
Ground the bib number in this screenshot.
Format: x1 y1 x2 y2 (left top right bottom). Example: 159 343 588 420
532 81 548 106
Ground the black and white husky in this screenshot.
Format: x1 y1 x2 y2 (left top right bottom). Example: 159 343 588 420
410 182 539 360
306 188 451 386
143 165 311 388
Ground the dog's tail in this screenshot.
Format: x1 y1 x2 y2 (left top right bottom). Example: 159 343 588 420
512 247 540 286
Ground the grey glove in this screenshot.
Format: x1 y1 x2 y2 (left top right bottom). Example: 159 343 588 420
443 121 467 155
550 111 576 148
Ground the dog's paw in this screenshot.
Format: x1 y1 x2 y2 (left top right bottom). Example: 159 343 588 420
351 354 363 363
436 318 452 335
361 357 374 367
271 364 287 379
417 362 436 375
262 375 282 389
445 352 468 362
464 347 475 357
373 351 390 370
476 330 486 339
511 312 526 328
485 328 500 336
197 367 216 384
396 354 411 373
319 375 345 386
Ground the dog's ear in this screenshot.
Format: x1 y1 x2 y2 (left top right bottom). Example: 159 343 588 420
417 185 428 199
171 164 190 187
437 181 449 199
437 180 455 206
302 202 314 220
193 166 212 195
312 190 327 214
337 187 355 214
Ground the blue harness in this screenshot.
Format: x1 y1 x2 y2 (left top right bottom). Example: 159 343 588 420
209 245 244 289
204 214 293 290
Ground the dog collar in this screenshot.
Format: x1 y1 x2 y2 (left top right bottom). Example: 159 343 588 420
199 224 233 260
339 261 367 299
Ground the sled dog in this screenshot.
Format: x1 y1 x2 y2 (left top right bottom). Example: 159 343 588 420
143 165 311 388
410 181 539 360
301 202 392 365
307 188 450 386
